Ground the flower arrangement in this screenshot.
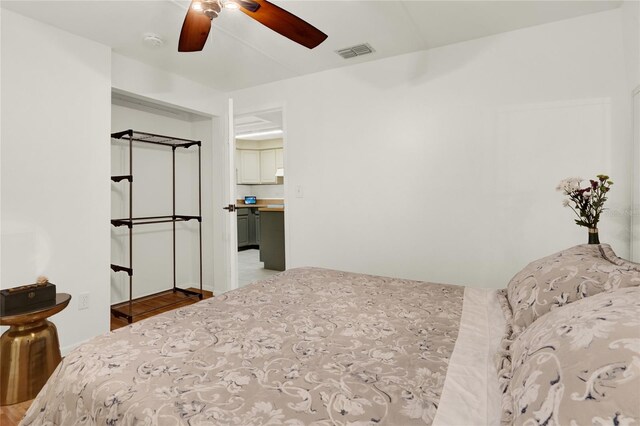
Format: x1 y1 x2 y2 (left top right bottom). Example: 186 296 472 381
556 174 613 243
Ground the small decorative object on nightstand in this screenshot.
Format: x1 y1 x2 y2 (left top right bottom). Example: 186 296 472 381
0 284 71 406
0 276 56 316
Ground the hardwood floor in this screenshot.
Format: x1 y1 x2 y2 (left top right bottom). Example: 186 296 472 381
0 287 213 425
111 287 214 330
0 399 33 426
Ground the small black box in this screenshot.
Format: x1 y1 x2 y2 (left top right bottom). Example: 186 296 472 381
0 282 56 316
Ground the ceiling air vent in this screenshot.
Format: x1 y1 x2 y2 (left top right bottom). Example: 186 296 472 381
336 43 375 59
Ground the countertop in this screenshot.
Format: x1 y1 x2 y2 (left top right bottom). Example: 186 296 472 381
236 204 274 208
236 198 284 212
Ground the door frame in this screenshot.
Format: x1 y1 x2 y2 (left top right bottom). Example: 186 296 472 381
109 88 219 301
226 101 289 290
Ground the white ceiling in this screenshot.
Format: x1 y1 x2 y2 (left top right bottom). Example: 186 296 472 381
1 0 622 91
235 109 283 139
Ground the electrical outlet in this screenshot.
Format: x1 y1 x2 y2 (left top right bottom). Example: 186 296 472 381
78 293 90 310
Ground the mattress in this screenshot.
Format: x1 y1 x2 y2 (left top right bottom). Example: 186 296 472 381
22 267 504 425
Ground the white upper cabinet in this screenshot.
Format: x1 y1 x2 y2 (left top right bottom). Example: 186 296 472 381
238 150 261 184
260 149 277 184
236 139 283 184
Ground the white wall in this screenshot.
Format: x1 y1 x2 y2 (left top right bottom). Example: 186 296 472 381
237 184 284 199
0 10 111 352
111 54 225 117
110 103 214 303
622 1 640 90
229 9 634 289
623 1 640 261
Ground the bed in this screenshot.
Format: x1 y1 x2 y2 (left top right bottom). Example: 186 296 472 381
22 245 640 425
22 267 505 425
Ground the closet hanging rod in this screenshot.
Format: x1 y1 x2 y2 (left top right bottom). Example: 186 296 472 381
111 129 200 148
111 215 201 227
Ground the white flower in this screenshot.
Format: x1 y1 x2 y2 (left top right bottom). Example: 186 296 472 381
562 199 570 207
583 191 591 198
557 177 584 193
568 177 584 188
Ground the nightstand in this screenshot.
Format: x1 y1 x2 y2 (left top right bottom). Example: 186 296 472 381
0 293 71 406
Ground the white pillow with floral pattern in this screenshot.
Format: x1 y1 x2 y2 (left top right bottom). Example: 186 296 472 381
504 286 640 425
506 244 640 334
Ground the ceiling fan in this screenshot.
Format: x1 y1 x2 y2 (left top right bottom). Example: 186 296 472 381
178 0 328 52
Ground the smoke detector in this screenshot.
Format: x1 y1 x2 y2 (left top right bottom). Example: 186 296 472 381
143 33 165 48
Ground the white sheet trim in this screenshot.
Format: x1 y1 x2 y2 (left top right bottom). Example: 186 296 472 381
433 287 505 426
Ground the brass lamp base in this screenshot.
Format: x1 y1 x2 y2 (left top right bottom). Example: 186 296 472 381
0 319 62 405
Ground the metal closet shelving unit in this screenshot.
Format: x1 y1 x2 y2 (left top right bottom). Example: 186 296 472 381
110 129 203 324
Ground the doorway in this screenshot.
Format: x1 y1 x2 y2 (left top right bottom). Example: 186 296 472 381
109 90 217 321
233 109 286 287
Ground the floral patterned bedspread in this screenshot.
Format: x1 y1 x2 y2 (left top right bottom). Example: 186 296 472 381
22 268 465 426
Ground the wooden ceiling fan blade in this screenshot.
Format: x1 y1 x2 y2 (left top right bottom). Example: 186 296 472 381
178 3 212 52
238 0 327 49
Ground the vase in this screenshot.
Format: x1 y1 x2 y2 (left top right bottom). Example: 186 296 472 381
588 228 600 244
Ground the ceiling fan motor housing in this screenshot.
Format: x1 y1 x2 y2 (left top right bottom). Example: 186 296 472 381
201 1 222 19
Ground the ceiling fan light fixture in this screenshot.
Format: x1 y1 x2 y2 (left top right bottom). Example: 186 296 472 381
199 0 222 18
224 1 240 10
236 129 283 139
